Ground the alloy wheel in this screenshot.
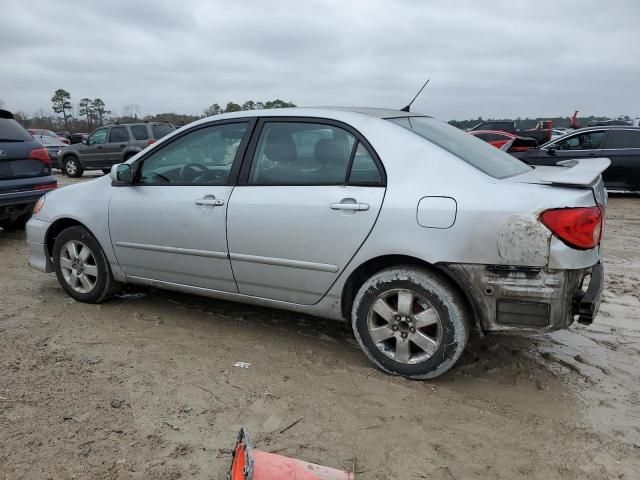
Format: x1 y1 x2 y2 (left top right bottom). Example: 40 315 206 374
59 240 98 293
366 288 443 364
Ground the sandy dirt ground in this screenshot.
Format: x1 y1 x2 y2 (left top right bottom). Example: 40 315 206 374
1 173 639 479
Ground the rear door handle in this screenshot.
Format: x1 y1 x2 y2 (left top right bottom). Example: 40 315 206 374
330 202 369 211
196 196 225 206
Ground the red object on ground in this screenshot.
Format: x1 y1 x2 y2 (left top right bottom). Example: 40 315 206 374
229 428 354 480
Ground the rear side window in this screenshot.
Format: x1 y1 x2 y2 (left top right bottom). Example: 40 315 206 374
130 125 149 140
605 129 640 149
554 130 605 150
109 126 129 143
0 118 32 141
151 124 175 139
349 143 382 184
249 122 355 185
389 117 530 179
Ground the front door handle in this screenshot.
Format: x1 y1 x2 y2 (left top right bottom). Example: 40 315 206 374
330 202 369 211
196 196 225 206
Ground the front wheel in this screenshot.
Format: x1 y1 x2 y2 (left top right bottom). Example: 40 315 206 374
62 156 84 177
52 226 118 303
352 267 470 379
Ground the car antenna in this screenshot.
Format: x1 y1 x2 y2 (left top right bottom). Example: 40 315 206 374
401 78 430 112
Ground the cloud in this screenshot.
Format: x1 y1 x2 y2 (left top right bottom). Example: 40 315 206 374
1 0 639 120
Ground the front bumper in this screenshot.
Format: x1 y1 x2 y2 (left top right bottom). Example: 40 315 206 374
443 263 603 334
26 217 53 273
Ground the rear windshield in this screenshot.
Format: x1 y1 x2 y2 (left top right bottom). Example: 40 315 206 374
0 118 32 141
387 117 531 179
151 124 175 139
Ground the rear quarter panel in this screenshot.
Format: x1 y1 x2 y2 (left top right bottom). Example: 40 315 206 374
321 121 600 309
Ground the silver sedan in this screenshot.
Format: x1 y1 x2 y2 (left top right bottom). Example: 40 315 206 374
26 107 608 378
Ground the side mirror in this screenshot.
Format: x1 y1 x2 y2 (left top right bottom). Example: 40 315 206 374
548 146 557 155
82 138 89 145
110 163 133 184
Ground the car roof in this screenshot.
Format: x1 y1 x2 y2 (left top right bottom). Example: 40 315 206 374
309 107 429 119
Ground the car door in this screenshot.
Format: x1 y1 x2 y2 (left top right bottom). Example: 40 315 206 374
103 126 131 166
108 119 254 292
83 127 110 165
601 129 640 191
525 130 605 166
227 118 386 304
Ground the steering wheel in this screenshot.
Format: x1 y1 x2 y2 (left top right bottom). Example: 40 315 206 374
179 163 209 182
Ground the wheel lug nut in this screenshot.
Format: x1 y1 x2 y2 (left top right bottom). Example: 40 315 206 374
410 327 416 333
392 325 399 331
401 332 408 339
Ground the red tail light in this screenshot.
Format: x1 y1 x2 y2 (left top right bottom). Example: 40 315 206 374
147 139 156 145
34 182 57 191
29 147 50 166
540 206 604 250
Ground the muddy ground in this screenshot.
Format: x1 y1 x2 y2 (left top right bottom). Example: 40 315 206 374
1 173 639 479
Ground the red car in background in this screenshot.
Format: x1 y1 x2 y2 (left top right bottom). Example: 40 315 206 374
469 130 537 153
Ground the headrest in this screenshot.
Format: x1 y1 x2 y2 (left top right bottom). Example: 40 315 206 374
314 138 344 166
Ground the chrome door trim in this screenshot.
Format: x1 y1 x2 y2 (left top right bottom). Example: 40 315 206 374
114 241 228 259
229 252 339 273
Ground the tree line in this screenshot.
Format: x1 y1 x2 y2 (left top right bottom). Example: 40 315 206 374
2 90 620 133
7 89 297 133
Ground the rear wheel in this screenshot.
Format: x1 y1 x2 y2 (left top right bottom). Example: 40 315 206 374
62 156 84 177
52 226 118 303
351 267 470 379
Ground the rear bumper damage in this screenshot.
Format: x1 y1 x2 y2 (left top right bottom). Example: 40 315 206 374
443 262 603 334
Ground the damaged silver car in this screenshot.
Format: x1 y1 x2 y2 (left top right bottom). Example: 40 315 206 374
26 107 608 378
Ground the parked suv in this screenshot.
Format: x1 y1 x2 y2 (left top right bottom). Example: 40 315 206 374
57 122 176 177
0 110 56 231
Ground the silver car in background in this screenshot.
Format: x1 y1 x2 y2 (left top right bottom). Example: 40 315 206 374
26 107 608 378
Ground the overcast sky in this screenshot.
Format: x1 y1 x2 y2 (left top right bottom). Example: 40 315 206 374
2 0 639 121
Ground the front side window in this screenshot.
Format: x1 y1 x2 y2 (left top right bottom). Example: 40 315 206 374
553 130 605 150
604 129 640 149
389 116 530 179
88 128 108 145
109 126 129 143
248 122 356 185
138 122 248 185
130 125 149 141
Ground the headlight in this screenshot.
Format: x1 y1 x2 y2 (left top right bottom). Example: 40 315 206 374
33 196 46 215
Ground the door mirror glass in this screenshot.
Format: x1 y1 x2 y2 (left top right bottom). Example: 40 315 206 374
110 163 133 183
82 137 88 145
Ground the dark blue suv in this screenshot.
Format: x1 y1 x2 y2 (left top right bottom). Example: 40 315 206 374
0 110 57 231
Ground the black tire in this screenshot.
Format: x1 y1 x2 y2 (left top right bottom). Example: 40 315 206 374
52 226 118 303
351 267 470 379
0 212 31 232
62 155 84 177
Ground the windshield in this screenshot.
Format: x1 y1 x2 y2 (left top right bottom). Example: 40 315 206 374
387 117 531 179
0 118 33 141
